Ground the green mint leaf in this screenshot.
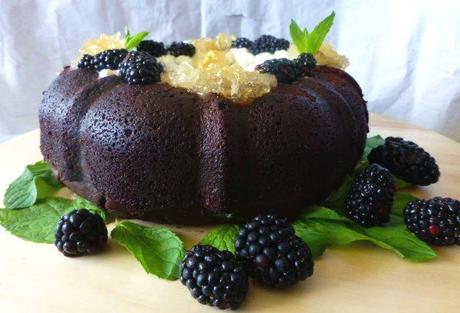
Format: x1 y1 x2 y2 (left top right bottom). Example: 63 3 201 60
289 19 308 53
73 196 107 222
4 161 62 209
294 219 436 261
125 31 149 50
111 221 185 280
300 206 351 223
0 197 100 243
393 176 412 189
363 135 385 160
200 224 239 253
290 12 335 54
306 11 335 54
391 192 417 216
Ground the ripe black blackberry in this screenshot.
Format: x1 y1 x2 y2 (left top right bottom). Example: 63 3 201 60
368 137 440 186
77 54 96 69
295 53 317 76
345 164 395 227
404 197 460 246
55 209 107 257
118 51 163 85
235 215 314 289
250 35 290 54
167 41 196 57
92 49 128 71
180 245 249 310
231 37 253 49
255 58 299 84
137 40 166 57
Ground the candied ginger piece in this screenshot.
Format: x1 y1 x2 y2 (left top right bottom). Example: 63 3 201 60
316 42 349 69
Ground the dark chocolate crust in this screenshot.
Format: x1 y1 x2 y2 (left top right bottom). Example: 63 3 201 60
39 65 368 224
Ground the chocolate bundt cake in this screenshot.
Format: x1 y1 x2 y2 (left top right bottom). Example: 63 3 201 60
39 33 368 224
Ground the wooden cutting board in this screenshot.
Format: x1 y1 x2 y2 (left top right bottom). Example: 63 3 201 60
1 113 459 313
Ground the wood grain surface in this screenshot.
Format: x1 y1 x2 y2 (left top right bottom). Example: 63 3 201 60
1 113 459 313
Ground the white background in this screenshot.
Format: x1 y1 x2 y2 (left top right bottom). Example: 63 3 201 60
1 0 459 142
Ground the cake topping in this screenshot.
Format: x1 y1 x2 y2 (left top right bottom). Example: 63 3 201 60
119 51 163 85
250 34 290 55
255 58 299 83
231 37 253 49
92 48 128 71
167 41 196 57
295 52 317 75
137 40 167 57
77 54 96 69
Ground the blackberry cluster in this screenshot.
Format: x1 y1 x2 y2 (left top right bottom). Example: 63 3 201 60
404 197 460 246
137 40 167 57
167 41 196 57
119 51 163 85
77 54 96 69
55 209 107 257
255 58 299 84
92 49 128 71
345 164 395 227
180 245 249 310
231 37 253 49
250 35 290 54
235 215 314 289
368 137 440 186
295 53 317 76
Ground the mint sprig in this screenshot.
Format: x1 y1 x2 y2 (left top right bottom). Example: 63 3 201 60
0 197 106 243
290 11 335 54
124 26 149 51
200 224 239 253
111 221 185 280
4 161 62 209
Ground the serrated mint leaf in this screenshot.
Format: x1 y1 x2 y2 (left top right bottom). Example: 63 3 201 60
289 19 308 53
300 206 351 223
73 196 107 222
125 31 149 50
363 135 385 160
200 224 239 253
0 197 107 243
290 12 335 54
4 161 62 209
111 221 184 280
306 11 335 54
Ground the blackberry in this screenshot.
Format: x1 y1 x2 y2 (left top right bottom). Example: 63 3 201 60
180 245 249 310
77 54 96 69
231 37 253 49
137 40 166 57
404 197 460 246
92 49 128 71
250 35 290 54
55 209 107 257
345 164 395 227
295 53 317 76
255 58 299 83
368 137 440 186
235 215 314 289
167 41 196 57
118 51 163 85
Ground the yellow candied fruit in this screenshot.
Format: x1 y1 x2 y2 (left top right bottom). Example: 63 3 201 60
78 33 124 56
160 55 277 103
316 42 349 70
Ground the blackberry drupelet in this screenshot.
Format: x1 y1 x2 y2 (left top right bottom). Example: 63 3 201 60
255 58 299 84
404 197 460 246
77 54 96 69
180 245 249 310
231 37 253 49
250 35 290 54
55 209 107 257
235 215 314 289
295 53 317 76
368 136 440 186
137 40 167 57
92 49 128 71
118 51 163 85
167 41 196 57
345 164 395 227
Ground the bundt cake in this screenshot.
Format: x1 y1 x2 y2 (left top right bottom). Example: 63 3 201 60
39 32 368 225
